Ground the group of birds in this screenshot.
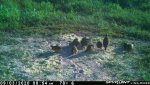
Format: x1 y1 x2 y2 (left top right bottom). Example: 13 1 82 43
51 34 109 55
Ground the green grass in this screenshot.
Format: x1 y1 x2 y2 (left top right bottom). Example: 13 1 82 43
0 0 149 41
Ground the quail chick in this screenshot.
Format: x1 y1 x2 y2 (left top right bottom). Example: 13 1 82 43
71 46 78 55
123 42 134 52
81 37 89 49
51 44 62 53
85 44 93 52
69 38 80 47
96 41 102 49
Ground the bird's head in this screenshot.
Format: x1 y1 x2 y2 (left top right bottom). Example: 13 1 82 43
74 38 79 41
56 43 61 46
89 44 93 47
105 34 108 37
51 45 54 47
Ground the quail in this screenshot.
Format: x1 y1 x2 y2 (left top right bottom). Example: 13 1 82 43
85 44 93 52
71 46 78 55
103 34 109 51
123 42 134 51
96 41 102 49
69 38 80 47
81 37 89 49
51 44 62 53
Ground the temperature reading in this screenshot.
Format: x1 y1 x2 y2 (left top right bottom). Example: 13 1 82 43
71 81 74 85
60 81 62 85
63 81 65 85
65 82 68 85
60 81 65 85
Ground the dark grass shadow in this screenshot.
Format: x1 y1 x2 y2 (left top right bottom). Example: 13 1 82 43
66 49 99 59
59 45 73 58
60 45 97 59
35 45 73 59
59 45 102 59
36 51 54 58
36 45 99 59
66 51 85 59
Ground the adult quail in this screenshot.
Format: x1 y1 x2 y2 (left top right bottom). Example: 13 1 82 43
103 34 109 51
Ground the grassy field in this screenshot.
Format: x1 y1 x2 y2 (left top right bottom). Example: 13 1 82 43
0 0 150 80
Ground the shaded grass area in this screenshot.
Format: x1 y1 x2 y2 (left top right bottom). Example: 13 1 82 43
0 23 98 39
1 21 150 42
